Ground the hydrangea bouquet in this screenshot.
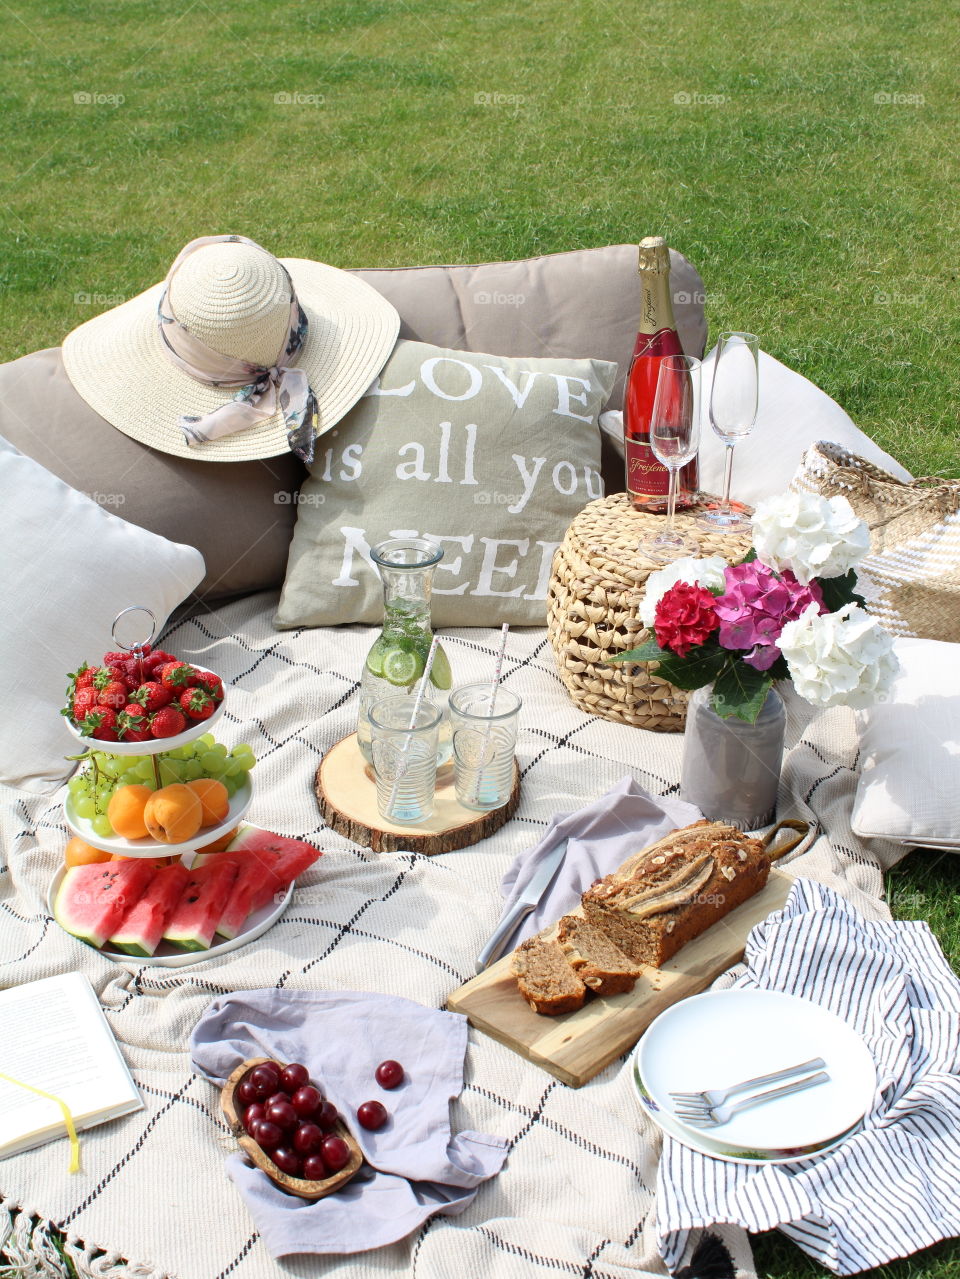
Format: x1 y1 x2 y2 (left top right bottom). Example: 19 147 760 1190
609 492 899 722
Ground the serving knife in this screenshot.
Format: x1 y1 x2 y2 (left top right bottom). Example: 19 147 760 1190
476 840 569 972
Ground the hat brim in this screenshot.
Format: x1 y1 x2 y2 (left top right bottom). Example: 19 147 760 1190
61 258 400 462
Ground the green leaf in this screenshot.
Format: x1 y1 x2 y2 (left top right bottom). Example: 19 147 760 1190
738 547 758 564
653 645 729 690
605 637 663 664
711 663 773 722
818 570 866 612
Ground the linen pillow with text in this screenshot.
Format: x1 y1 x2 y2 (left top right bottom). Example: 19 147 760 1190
275 340 617 627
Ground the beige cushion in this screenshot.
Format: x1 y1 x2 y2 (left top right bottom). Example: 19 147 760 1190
275 339 617 627
0 435 205 793
0 348 306 602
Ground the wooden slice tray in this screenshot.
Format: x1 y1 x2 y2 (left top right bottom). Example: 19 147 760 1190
447 868 794 1088
315 732 520 854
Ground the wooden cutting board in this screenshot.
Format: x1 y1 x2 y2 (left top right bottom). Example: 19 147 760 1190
447 867 794 1087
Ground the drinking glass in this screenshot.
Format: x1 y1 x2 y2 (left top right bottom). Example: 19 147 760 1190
637 354 702 563
368 696 441 824
698 331 759 533
450 683 521 811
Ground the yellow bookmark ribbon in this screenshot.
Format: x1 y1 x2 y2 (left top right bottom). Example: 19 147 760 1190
0 1071 80 1173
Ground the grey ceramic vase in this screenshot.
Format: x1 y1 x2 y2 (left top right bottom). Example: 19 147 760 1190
679 683 786 831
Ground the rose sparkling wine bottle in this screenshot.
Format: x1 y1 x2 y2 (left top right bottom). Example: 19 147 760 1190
623 237 700 512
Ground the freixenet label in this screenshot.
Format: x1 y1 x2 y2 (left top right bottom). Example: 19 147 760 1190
624 438 671 496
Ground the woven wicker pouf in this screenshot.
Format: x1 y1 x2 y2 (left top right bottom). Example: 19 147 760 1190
546 493 752 732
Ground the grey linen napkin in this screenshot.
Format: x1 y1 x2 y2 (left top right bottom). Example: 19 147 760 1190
499 775 702 951
190 989 507 1258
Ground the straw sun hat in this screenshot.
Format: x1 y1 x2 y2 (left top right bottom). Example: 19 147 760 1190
62 235 400 462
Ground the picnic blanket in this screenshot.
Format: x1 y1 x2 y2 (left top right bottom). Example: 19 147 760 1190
0 589 906 1279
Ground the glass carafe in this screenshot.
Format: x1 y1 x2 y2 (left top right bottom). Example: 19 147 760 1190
357 537 453 766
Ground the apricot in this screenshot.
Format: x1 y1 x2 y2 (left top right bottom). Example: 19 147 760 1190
143 783 203 844
195 825 239 854
110 853 179 868
107 784 153 840
65 836 112 867
186 778 230 828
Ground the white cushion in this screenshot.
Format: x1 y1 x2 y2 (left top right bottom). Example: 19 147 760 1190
852 637 960 848
599 348 912 506
0 437 206 792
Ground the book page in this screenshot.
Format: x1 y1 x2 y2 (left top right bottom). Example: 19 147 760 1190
0 972 142 1153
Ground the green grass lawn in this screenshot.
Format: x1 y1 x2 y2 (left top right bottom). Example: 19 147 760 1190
2 2 959 1276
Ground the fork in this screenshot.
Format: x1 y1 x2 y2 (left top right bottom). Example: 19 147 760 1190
669 1057 826 1120
675 1070 830 1128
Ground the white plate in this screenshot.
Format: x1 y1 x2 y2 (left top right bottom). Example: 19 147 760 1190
48 865 293 968
635 989 876 1157
63 667 227 756
65 778 252 857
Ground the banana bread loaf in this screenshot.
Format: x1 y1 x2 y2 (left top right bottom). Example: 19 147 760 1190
581 820 769 968
556 915 642 995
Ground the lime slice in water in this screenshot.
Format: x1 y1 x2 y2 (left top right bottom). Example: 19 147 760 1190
429 645 453 690
382 646 424 687
365 638 388 678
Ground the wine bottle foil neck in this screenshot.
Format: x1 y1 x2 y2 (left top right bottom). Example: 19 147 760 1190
637 238 670 273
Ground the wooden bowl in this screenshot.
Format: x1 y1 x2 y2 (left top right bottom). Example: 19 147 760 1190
221 1057 363 1200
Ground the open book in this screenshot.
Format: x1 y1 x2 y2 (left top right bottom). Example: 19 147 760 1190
0 971 143 1160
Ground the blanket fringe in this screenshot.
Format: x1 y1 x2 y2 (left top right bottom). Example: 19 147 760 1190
0 1198 169 1279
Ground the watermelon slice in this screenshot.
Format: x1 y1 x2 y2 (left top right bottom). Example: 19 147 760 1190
54 860 157 949
108 863 190 957
194 827 320 939
164 860 238 951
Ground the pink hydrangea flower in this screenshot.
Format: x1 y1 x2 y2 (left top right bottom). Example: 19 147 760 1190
714 561 825 670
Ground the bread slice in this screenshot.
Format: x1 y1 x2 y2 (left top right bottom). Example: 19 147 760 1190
512 936 587 1015
556 915 642 995
581 820 769 969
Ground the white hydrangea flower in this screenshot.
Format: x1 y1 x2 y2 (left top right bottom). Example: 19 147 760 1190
639 556 728 629
779 602 899 709
751 491 870 585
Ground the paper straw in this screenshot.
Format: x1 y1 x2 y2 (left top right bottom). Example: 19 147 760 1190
471 624 510 804
386 637 440 819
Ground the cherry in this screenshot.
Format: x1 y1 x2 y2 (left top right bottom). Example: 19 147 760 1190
302 1154 327 1181
271 1145 302 1177
264 1091 288 1110
249 1062 281 1098
291 1085 322 1118
356 1100 388 1131
375 1060 405 1090
265 1099 298 1132
280 1063 310 1094
293 1122 323 1155
301 1151 329 1176
321 1135 351 1172
243 1103 265 1136
236 1079 258 1106
316 1100 340 1132
252 1119 282 1150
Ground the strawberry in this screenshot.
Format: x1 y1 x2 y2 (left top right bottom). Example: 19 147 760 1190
160 661 198 691
93 665 125 691
179 687 215 721
130 681 172 713
150 705 186 738
97 680 129 710
71 688 98 722
117 706 152 742
193 670 224 702
79 707 119 741
72 664 98 690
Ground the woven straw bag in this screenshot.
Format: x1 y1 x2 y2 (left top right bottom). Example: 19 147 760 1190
791 441 960 642
546 493 751 731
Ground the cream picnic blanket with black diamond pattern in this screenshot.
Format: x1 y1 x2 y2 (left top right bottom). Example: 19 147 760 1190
0 592 905 1279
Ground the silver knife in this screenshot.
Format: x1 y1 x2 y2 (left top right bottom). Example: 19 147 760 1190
476 840 569 972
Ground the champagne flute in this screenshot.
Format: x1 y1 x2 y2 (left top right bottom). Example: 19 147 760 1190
637 354 701 563
698 331 759 533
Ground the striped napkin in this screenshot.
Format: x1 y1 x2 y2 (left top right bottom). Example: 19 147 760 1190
657 879 960 1276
